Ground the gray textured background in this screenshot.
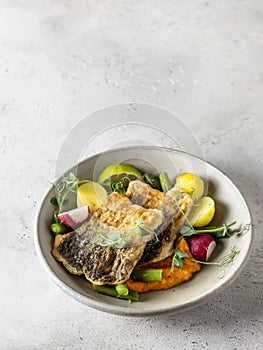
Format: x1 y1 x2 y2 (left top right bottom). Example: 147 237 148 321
1 1 262 349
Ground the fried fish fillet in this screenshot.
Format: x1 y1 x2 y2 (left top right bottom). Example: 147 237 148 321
126 180 193 266
52 192 163 285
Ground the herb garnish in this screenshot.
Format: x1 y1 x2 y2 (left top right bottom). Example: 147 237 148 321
94 216 158 248
104 176 133 194
171 192 251 277
180 221 237 239
172 248 188 269
171 244 241 277
50 172 91 221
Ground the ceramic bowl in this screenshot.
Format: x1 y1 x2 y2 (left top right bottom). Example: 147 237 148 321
34 146 252 316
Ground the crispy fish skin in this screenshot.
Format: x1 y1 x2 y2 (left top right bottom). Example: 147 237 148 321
52 193 164 285
53 231 144 284
126 180 193 266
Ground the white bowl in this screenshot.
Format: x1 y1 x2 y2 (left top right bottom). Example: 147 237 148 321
34 146 252 317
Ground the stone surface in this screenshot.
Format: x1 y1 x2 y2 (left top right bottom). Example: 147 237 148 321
0 0 262 349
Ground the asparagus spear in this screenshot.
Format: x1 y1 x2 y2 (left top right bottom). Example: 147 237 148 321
131 269 163 282
93 285 139 302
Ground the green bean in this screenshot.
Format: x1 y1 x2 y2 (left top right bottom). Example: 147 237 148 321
93 285 118 297
115 283 129 296
107 285 138 301
125 290 139 302
93 285 139 302
159 172 172 192
131 269 163 282
50 223 69 235
143 173 162 190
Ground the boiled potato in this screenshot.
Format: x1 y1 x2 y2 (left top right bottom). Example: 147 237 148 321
77 182 107 213
174 173 204 201
187 196 215 227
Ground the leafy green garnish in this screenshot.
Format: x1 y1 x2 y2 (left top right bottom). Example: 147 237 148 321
171 248 188 271
94 230 128 248
135 217 155 237
136 217 144 226
107 233 127 249
110 181 127 194
180 221 251 239
93 215 156 249
104 176 133 194
188 246 241 278
135 226 151 236
180 221 238 238
172 245 241 277
51 173 91 214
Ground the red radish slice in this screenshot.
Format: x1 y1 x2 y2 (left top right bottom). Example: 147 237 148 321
58 206 90 229
188 233 216 262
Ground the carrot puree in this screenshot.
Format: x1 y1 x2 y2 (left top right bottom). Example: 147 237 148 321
126 238 201 293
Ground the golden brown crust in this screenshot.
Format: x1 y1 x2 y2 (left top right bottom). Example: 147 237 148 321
93 192 163 230
126 181 193 265
52 192 164 284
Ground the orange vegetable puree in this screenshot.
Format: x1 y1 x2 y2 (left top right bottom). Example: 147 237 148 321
126 238 201 293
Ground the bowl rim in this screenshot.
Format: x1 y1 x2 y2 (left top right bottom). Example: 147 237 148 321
34 145 253 317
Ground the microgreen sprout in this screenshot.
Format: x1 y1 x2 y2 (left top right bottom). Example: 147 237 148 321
96 231 128 249
180 221 237 239
180 221 252 239
105 176 133 194
186 246 241 279
94 215 158 248
235 222 252 236
172 242 241 277
111 181 126 194
51 173 91 215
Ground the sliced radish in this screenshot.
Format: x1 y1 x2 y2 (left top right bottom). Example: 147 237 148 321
58 206 90 229
188 233 216 262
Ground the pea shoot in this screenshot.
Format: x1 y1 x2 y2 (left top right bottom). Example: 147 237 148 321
51 173 91 215
93 215 158 249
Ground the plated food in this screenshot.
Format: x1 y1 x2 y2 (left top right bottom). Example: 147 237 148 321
48 163 246 302
35 147 252 316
